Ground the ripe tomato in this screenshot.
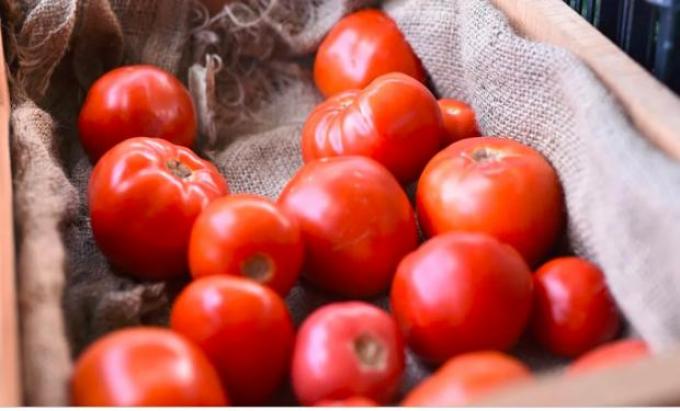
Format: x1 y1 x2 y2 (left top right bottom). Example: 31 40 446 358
89 137 228 280
277 156 418 297
302 73 443 183
314 9 425 97
188 194 303 296
416 136 564 266
292 302 405 405
401 351 531 406
71 327 228 406
315 397 379 407
566 339 649 375
532 257 620 357
438 99 480 144
78 65 197 162
390 232 533 363
170 276 295 405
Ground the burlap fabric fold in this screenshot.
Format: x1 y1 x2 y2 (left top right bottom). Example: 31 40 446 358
5 0 680 405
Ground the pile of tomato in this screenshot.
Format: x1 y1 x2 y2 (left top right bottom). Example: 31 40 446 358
70 8 650 407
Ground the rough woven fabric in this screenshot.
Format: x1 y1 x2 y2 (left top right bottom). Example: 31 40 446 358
6 0 680 406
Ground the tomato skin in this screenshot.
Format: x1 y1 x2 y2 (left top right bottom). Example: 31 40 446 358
170 276 295 405
71 327 228 406
78 65 197 162
390 232 533 363
302 73 443 183
416 136 564 266
277 156 419 297
566 339 649 375
315 397 379 406
401 351 531 406
314 9 425 97
292 302 405 405
531 257 621 357
188 194 303 296
438 99 480 144
89 137 228 280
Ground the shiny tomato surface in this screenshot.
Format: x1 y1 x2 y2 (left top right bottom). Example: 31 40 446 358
566 339 650 375
438 99 480 144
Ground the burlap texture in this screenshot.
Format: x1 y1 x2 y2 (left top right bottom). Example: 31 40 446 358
6 0 680 406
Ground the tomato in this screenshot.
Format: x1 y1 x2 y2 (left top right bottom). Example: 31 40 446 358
170 276 295 405
89 137 228 280
71 327 228 406
78 65 197 162
292 302 405 405
416 136 564 266
314 9 425 97
531 257 621 357
277 156 418 297
566 339 649 375
390 232 533 363
302 73 443 183
438 99 480 144
315 397 379 407
401 351 531 406
188 194 303 296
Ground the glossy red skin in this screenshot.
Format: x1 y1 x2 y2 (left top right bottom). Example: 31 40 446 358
188 194 304 296
314 9 425 97
566 339 649 375
89 137 228 280
71 327 228 406
390 232 533 363
438 99 480 144
292 302 405 405
78 65 197 162
170 276 295 405
532 257 621 357
416 137 564 266
277 156 419 297
315 397 379 407
402 351 531 406
302 73 444 183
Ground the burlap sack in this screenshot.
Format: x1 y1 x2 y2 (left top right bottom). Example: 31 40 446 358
6 0 680 405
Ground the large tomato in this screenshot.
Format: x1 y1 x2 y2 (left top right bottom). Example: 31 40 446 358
566 339 649 375
390 232 533 363
188 194 303 296
78 65 197 162
416 136 564 266
89 137 228 280
292 302 405 405
314 9 425 97
277 156 418 297
302 73 443 183
438 99 480 144
71 327 228 406
170 276 295 405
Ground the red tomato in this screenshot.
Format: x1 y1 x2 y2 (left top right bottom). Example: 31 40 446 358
292 302 405 405
315 397 379 407
277 156 418 297
314 9 425 97
188 194 303 296
302 73 443 183
71 327 228 406
390 232 533 363
170 276 295 405
438 99 480 144
401 351 531 406
78 65 197 162
531 257 621 357
89 137 228 280
566 339 650 375
416 136 564 266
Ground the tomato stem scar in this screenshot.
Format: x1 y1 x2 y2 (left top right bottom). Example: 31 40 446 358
354 333 386 370
166 159 193 179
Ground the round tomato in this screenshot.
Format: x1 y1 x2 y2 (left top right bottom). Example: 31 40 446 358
416 136 564 266
566 339 649 375
390 232 533 363
188 194 303 296
532 257 621 357
277 156 418 297
170 276 295 405
302 73 443 183
78 65 197 162
71 327 228 406
438 99 480 144
89 137 228 280
315 397 379 407
314 9 425 97
292 302 405 405
402 351 531 406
